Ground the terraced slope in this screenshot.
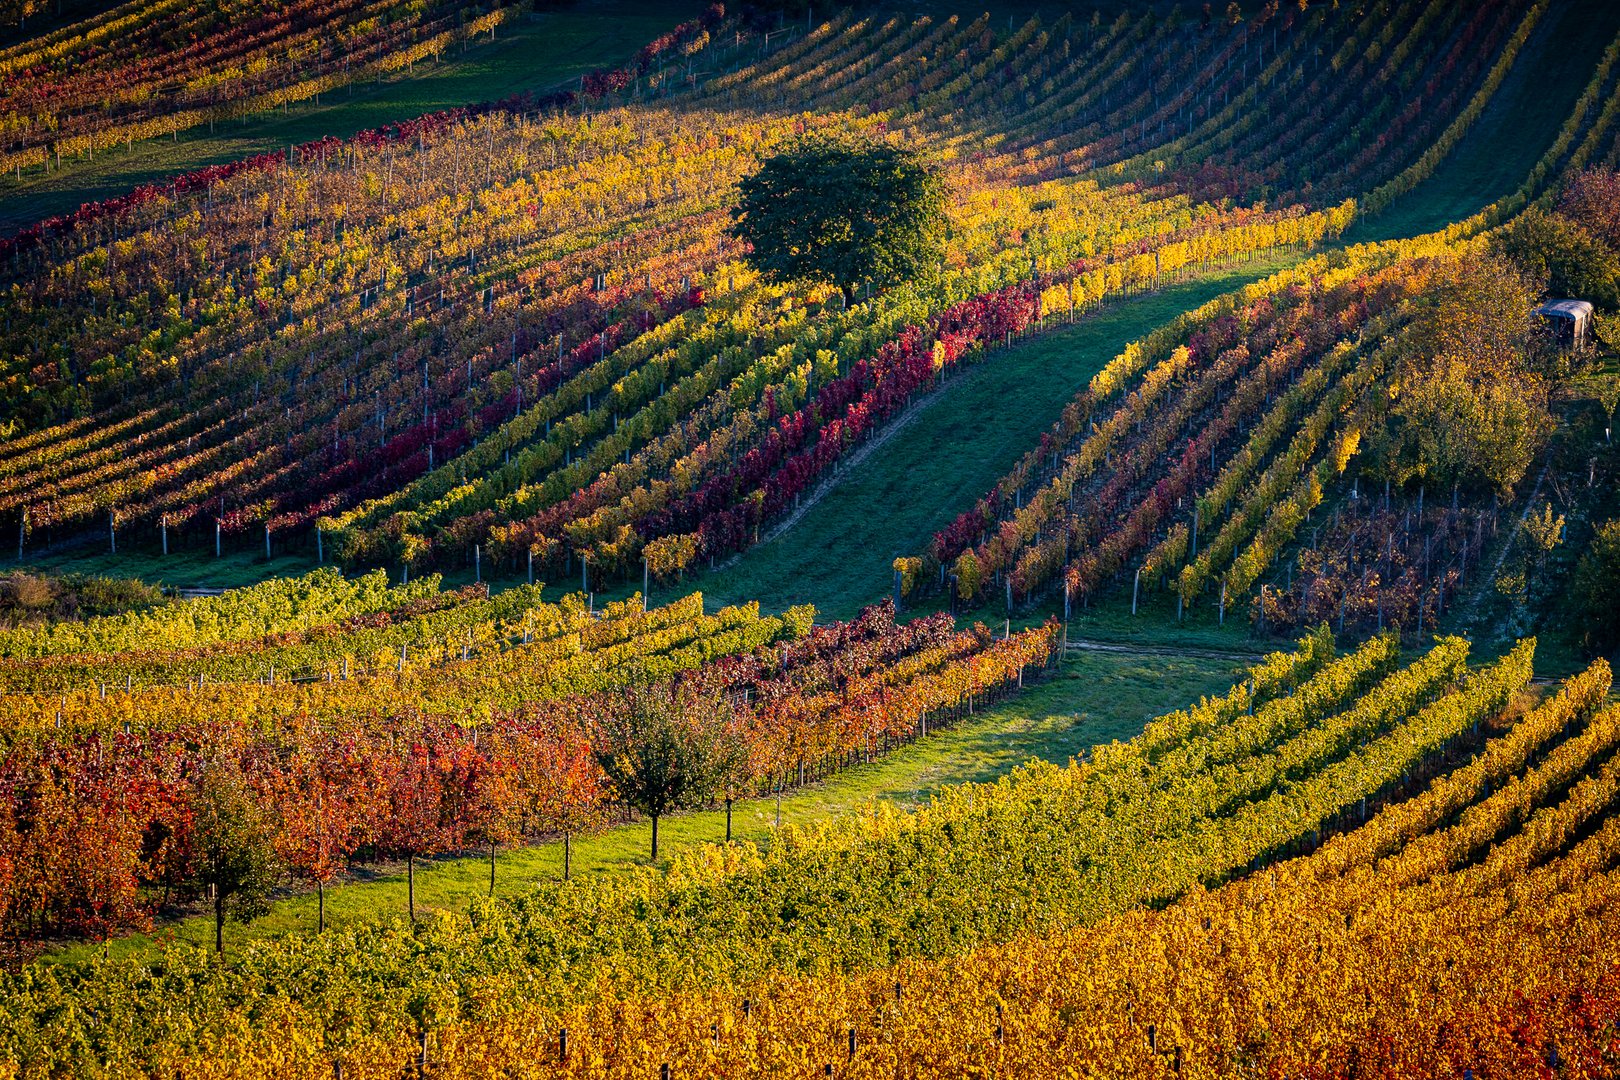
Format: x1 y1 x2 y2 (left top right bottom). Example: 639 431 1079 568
0 1 1530 595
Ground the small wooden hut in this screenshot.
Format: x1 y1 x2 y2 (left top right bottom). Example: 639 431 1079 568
1533 299 1594 352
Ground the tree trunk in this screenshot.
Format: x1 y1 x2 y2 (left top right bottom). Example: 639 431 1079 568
650 814 660 860
317 879 325 933
725 798 733 842
563 832 572 881
214 887 226 955
407 854 416 922
489 842 497 897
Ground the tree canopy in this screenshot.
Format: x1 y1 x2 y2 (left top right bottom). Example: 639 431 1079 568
1573 518 1620 654
729 134 947 305
1370 254 1553 497
1491 206 1620 311
593 684 748 859
188 763 278 955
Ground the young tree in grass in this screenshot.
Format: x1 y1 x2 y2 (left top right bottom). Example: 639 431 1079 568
508 714 604 881
261 739 374 933
729 133 946 308
187 759 278 956
593 684 747 860
714 703 763 844
453 742 518 898
374 731 462 923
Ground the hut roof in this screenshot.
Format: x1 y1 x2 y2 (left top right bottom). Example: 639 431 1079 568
1535 299 1594 320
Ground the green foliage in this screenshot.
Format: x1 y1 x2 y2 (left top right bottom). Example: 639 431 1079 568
1387 356 1553 494
1573 518 1620 654
1491 206 1620 310
593 684 749 858
1374 254 1552 495
729 134 946 304
189 764 278 955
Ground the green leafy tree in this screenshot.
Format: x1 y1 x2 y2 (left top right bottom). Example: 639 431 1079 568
1389 358 1553 495
594 685 748 860
1372 255 1552 496
1573 519 1620 654
1491 207 1620 311
729 134 946 307
188 762 279 955
1583 370 1620 440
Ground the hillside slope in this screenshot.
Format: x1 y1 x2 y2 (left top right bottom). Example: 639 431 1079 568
0 3 687 233
1347 0 1620 240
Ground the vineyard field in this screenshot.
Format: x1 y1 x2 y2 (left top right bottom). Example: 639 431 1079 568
45 644 1241 965
699 254 1305 619
10 631 1620 1074
0 2 687 233
2 1 1620 1076
1343 0 1620 242
3 0 1530 578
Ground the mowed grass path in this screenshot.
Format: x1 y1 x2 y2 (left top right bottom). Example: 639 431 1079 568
0 2 687 232
48 648 1244 964
697 255 1304 620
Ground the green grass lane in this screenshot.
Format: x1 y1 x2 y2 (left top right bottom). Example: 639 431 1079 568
45 647 1243 964
693 254 1307 621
